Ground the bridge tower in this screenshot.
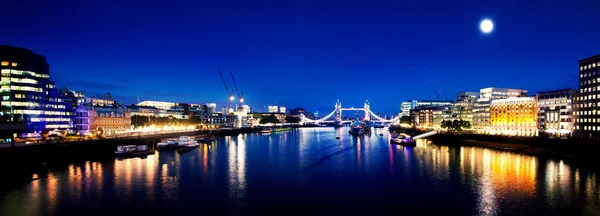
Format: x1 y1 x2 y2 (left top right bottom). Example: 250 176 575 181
364 100 371 121
334 100 343 126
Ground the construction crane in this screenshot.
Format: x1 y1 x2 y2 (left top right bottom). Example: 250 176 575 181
218 68 235 114
429 81 443 101
229 71 244 110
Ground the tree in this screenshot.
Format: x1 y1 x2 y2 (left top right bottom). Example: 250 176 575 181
400 116 411 124
285 116 300 124
260 114 280 124
440 119 471 132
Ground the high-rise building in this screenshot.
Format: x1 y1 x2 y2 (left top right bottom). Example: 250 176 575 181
489 97 538 136
575 54 600 138
0 45 73 137
473 87 528 133
537 89 575 137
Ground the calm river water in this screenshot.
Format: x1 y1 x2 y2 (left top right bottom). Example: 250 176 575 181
1 127 599 215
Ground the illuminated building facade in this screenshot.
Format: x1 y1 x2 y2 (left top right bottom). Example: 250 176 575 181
0 45 73 137
206 103 217 113
432 106 453 128
575 54 600 139
410 106 436 128
473 87 527 133
127 105 159 117
400 101 411 117
452 91 479 123
85 92 116 107
59 88 86 108
268 105 279 113
75 105 131 136
136 101 176 110
279 106 286 114
537 89 575 136
489 97 538 136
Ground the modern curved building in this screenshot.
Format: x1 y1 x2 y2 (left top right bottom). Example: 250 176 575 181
0 45 73 137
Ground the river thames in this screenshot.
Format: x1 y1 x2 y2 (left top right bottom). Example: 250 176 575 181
1 127 599 215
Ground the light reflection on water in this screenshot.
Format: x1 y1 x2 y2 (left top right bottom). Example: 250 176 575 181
0 128 599 215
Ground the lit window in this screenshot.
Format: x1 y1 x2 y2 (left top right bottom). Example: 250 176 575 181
11 62 17 67
1 62 8 66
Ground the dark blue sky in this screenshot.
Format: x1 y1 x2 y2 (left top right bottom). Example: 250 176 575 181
2 0 600 114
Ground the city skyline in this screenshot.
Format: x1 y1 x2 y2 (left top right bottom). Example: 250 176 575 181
2 0 599 114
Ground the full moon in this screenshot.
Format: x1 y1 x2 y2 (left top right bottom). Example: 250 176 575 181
480 19 494 33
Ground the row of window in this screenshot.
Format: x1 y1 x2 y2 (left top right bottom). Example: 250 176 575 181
0 85 43 93
574 102 600 109
7 109 71 116
46 124 71 129
539 100 570 105
575 94 600 101
580 78 600 85
580 70 598 77
0 69 49 78
30 117 72 122
0 62 18 67
578 118 600 123
582 126 600 131
539 118 572 122
0 77 38 85
576 110 600 115
579 87 600 93
581 61 600 71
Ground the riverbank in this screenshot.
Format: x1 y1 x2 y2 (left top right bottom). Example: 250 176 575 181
427 133 600 166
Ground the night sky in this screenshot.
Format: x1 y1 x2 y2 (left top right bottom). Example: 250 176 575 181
2 0 600 115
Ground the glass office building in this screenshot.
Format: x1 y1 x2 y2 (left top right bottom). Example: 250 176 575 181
0 45 73 137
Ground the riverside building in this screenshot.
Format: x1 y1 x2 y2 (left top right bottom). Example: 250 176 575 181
489 97 538 136
575 54 600 139
537 89 575 137
0 45 73 137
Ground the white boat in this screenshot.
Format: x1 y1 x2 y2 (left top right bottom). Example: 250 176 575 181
157 139 179 151
178 136 199 148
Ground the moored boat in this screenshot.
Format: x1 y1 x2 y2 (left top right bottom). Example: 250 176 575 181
157 139 179 151
348 120 366 135
261 128 273 133
115 145 155 158
177 136 199 153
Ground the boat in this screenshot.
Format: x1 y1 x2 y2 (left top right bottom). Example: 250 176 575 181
196 137 216 142
178 136 199 147
115 145 155 158
390 133 415 146
177 136 199 153
261 128 273 133
348 120 366 135
274 127 291 133
156 139 179 151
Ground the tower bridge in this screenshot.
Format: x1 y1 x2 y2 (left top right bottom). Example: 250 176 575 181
300 100 400 125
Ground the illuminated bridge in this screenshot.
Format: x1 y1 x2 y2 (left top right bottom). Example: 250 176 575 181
300 100 400 125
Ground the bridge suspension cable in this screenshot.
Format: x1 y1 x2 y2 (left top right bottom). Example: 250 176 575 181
300 109 337 123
